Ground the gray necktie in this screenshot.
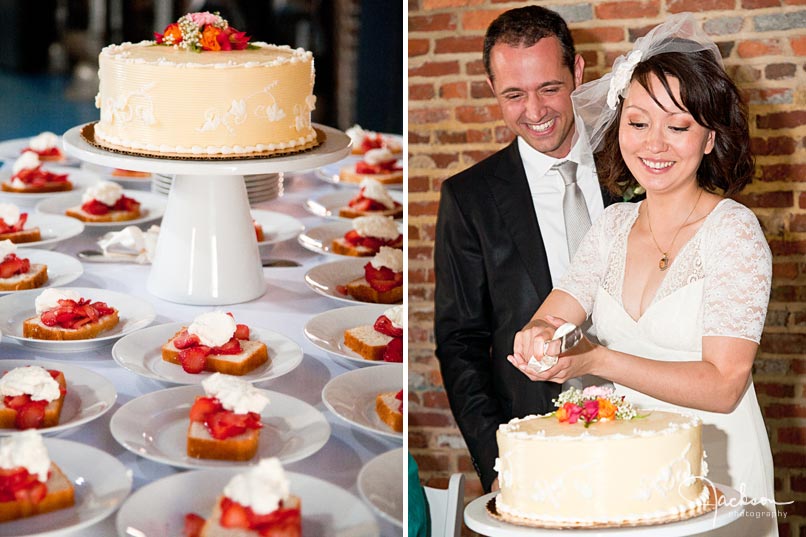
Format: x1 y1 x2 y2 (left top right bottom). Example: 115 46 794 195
555 160 591 258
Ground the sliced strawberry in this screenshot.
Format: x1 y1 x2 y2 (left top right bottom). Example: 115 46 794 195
15 401 47 429
189 396 222 422
212 338 242 356
355 161 380 174
383 337 403 363
4 394 31 410
179 347 210 374
335 284 348 296
220 498 251 528
0 254 30 278
373 315 403 337
183 513 206 537
173 330 201 349
348 197 376 211
207 411 245 440
364 263 402 292
360 134 384 153
114 195 140 212
395 389 404 412
16 480 47 504
81 199 110 215
234 324 250 339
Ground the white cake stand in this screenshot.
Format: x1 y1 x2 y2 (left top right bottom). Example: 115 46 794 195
464 486 744 536
62 124 351 305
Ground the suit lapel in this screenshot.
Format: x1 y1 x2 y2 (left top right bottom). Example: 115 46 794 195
486 142 554 302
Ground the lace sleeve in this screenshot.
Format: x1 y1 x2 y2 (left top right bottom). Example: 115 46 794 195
556 204 630 315
702 201 772 342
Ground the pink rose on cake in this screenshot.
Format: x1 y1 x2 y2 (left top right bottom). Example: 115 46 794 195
553 386 638 427
155 11 251 52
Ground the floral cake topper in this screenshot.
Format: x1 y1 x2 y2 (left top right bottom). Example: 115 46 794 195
554 386 638 427
155 12 252 52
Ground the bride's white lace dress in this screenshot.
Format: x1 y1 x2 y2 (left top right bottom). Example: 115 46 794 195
558 198 779 536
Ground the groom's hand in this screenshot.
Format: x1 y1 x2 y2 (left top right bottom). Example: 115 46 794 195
508 316 566 381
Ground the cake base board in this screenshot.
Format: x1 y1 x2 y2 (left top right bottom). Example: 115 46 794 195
486 486 721 530
80 122 323 161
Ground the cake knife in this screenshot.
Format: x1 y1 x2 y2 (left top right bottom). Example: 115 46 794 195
527 322 583 373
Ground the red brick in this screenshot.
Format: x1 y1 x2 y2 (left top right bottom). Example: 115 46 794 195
409 60 461 78
768 240 806 256
770 284 806 301
751 136 797 156
435 130 467 144
801 192 806 208
668 0 734 10
410 411 455 428
439 81 468 100
764 404 806 418
732 191 793 208
596 1 659 18
766 63 797 79
428 152 460 168
408 430 429 449
759 164 806 182
792 36 806 55
737 39 783 58
467 129 492 143
455 104 501 123
773 262 799 279
435 36 484 54
755 382 796 398
409 267 434 284
412 451 452 472
742 87 793 105
423 0 485 8
409 83 436 101
461 9 506 31
572 27 626 45
408 245 433 261
792 215 806 233
419 222 438 242
409 131 431 144
409 38 430 57
757 110 806 129
778 427 806 445
470 80 493 99
409 200 441 217
466 59 486 75
792 359 806 374
792 475 806 493
423 390 450 409
409 107 451 125
409 13 456 33
742 0 783 6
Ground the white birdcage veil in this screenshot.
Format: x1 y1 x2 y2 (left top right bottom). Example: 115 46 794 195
571 13 722 153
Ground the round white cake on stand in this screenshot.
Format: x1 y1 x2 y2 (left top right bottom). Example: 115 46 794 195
63 124 351 305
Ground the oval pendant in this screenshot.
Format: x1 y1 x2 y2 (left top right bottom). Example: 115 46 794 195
659 254 669 271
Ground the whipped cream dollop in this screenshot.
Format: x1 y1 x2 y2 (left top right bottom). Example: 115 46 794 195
0 239 17 259
29 132 59 151
382 305 403 329
346 124 371 145
12 151 41 174
364 147 395 166
359 178 395 209
223 458 291 515
352 215 399 240
370 246 403 272
187 311 236 347
0 203 21 226
98 225 160 264
0 430 50 482
82 180 123 206
35 288 83 314
0 366 60 402
202 373 270 415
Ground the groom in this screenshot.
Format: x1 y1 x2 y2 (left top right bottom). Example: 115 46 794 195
434 6 618 493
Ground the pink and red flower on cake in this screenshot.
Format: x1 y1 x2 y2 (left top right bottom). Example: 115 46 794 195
155 11 251 52
554 386 636 427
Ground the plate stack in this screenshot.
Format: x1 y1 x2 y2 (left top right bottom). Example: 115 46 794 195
151 173 283 205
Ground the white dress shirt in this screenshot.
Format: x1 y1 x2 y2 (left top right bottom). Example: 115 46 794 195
518 135 605 284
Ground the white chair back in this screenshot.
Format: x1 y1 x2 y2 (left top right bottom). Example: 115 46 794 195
424 473 466 537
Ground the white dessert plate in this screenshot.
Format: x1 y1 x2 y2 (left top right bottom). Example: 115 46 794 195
304 258 402 305
304 189 403 221
110 385 331 470
111 321 303 384
0 165 101 206
115 469 378 537
298 220 402 258
0 359 116 436
0 248 84 295
0 287 156 352
358 447 404 528
2 437 132 537
79 162 154 187
252 209 305 247
304 304 397 368
322 363 403 441
35 189 167 229
315 158 404 191
0 136 81 166
11 213 85 250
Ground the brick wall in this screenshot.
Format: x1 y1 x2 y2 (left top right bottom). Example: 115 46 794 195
407 2 806 535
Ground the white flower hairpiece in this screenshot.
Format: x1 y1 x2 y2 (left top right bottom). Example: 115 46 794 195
606 50 643 110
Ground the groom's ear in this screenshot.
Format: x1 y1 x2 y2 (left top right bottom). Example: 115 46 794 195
573 54 585 88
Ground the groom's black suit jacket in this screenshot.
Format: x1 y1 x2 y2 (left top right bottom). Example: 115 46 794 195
434 140 620 492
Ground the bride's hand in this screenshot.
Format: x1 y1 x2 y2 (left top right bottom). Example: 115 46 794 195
508 315 566 381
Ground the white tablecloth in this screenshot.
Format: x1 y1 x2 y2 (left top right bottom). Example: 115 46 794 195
1 169 403 536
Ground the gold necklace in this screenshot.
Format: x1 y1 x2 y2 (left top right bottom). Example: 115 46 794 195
645 189 703 271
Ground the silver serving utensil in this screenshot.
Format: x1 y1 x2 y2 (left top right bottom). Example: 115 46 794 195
78 249 300 267
542 323 584 357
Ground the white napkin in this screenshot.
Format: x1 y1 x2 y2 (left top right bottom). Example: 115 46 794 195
98 225 160 264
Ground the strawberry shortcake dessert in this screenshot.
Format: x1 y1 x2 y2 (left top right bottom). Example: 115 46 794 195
346 124 402 156
162 311 269 376
0 203 41 244
0 366 66 430
344 305 403 362
338 178 402 219
184 458 301 537
341 246 403 304
331 215 402 257
65 181 141 223
2 151 72 193
375 390 403 433
339 147 402 186
187 373 270 461
0 240 48 291
21 132 65 162
22 289 119 341
0 430 75 522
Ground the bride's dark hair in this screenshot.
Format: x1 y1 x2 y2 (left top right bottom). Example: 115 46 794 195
596 46 754 198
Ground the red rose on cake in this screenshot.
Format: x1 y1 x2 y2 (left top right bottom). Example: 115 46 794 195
339 178 402 219
0 240 48 291
2 151 72 193
0 366 66 430
346 124 402 156
65 181 141 223
344 305 403 363
340 246 403 304
22 289 119 341
21 132 64 162
331 215 402 257
155 11 251 52
0 430 75 523
162 311 269 375
0 203 41 244
187 373 270 461
339 148 403 185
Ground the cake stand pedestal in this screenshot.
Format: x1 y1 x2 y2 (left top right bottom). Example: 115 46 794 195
63 124 350 305
464 486 744 537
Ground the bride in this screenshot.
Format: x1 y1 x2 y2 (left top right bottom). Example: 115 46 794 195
507 14 779 537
